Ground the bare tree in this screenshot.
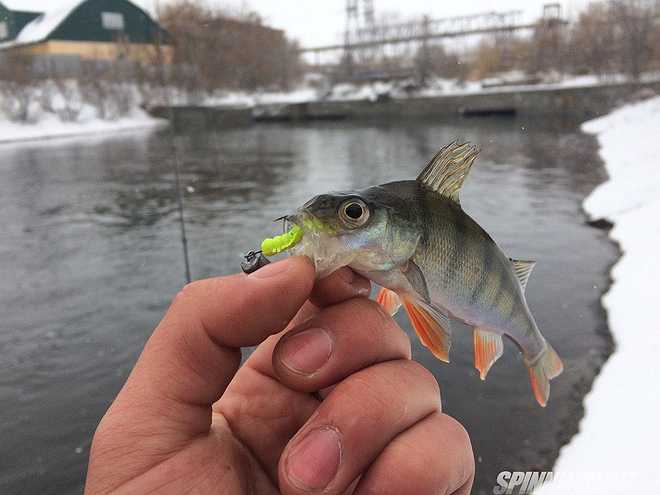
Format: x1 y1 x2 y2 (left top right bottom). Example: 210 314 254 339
469 35 534 79
0 51 40 122
568 3 619 76
650 12 660 71
79 57 135 120
54 78 84 122
158 0 302 94
527 15 568 75
38 60 85 121
611 0 657 79
133 61 161 108
418 43 468 81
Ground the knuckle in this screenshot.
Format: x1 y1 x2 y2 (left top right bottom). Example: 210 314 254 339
171 287 191 310
171 279 212 311
402 360 441 397
441 414 475 473
90 412 123 453
180 279 205 298
347 296 397 330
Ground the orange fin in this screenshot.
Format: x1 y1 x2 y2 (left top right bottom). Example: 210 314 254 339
526 343 564 407
403 300 451 363
473 328 503 380
376 288 401 316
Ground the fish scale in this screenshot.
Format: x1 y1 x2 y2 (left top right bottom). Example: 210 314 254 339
276 141 563 407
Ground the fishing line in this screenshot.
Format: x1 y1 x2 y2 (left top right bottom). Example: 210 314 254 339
155 13 191 284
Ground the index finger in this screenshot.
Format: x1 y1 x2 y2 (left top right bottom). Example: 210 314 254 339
110 257 315 436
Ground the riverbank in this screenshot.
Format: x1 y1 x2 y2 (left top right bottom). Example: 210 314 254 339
0 108 167 145
150 77 660 128
538 97 660 493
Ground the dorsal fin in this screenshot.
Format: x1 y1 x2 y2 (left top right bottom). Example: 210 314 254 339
417 141 480 204
510 259 536 292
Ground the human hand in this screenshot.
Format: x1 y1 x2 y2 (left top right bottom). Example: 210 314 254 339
85 257 474 494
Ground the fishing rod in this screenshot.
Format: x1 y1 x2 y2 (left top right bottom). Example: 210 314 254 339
154 9 191 284
169 128 191 284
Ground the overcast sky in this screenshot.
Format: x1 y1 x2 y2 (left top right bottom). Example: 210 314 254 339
136 0 591 48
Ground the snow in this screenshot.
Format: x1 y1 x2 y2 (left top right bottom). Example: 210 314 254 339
1 0 153 47
536 96 660 493
0 0 64 12
183 72 660 109
13 0 83 45
200 87 321 108
0 107 166 145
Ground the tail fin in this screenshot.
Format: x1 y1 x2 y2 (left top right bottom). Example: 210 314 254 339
526 343 563 407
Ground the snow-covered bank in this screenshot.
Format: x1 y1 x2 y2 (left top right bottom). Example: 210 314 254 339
0 108 167 145
197 72 660 108
537 97 660 493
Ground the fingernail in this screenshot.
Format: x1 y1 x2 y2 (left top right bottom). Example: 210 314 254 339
249 258 290 279
286 427 341 491
279 328 333 375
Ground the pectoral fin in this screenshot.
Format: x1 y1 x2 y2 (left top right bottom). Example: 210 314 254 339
376 288 401 316
402 260 430 302
473 328 504 380
403 299 451 362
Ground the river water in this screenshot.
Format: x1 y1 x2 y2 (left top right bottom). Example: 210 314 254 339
0 118 616 494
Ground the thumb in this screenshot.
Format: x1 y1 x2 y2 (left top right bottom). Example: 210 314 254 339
109 256 315 436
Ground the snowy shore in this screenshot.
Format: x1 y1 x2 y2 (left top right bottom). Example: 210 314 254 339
0 108 167 145
200 72 660 108
537 97 660 493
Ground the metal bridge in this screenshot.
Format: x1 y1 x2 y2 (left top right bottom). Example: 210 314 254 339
300 4 565 55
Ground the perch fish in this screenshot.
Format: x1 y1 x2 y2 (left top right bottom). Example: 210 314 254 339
263 142 563 406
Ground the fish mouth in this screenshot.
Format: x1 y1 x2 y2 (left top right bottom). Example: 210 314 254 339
296 210 336 235
273 213 301 234
272 210 337 242
271 213 305 233
277 210 321 232
272 214 294 234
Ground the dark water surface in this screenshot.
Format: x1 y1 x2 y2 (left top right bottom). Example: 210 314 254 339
0 118 616 494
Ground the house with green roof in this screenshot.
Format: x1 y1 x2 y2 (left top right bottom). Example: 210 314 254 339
0 0 172 63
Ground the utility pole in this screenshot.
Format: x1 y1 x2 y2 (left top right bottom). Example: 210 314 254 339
418 15 431 85
342 0 359 78
362 0 376 67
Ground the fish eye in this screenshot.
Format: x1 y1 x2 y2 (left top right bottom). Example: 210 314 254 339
345 202 363 219
339 199 369 227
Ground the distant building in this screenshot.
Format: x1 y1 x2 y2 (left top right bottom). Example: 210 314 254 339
0 0 172 64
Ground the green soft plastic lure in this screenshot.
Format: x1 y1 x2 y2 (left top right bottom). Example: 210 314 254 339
261 224 303 256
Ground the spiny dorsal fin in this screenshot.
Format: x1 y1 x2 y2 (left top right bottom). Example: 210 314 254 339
417 141 480 204
510 258 536 292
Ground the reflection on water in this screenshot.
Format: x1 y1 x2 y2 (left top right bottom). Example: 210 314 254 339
0 118 616 494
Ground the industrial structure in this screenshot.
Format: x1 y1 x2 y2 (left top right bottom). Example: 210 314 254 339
301 1 566 82
0 0 172 64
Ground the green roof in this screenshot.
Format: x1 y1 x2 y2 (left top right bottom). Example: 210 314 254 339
0 0 170 46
